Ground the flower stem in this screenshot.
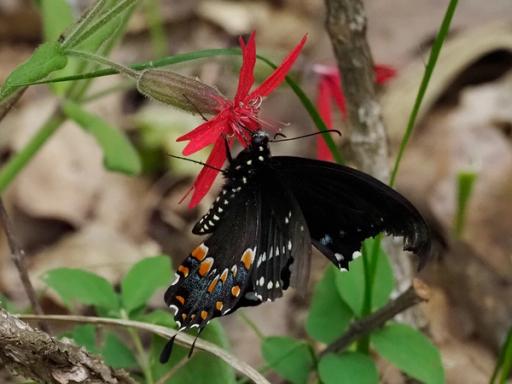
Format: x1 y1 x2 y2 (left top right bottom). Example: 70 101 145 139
0 111 65 194
65 49 140 80
389 0 459 187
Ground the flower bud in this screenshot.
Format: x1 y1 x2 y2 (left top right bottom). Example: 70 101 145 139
137 69 225 115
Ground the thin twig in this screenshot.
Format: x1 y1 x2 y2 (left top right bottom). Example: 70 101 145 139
321 279 431 356
0 199 49 333
18 314 270 384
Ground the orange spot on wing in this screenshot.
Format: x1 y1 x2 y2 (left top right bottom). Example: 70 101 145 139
220 269 228 283
241 248 255 270
231 285 241 297
177 265 189 277
215 301 224 311
198 257 214 277
175 295 185 305
191 243 208 261
200 310 208 320
207 276 219 293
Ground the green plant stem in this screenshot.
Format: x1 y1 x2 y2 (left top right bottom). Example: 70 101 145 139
121 310 154 384
0 112 65 193
143 0 167 57
62 0 138 49
357 236 382 353
238 311 265 340
61 0 109 48
389 0 459 187
66 49 140 80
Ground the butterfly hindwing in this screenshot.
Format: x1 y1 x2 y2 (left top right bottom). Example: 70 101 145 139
271 156 431 270
165 186 260 330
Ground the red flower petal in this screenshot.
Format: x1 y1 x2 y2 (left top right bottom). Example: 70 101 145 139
375 65 397 84
249 34 307 99
234 32 256 104
178 115 229 156
317 78 333 128
326 74 347 118
188 137 228 208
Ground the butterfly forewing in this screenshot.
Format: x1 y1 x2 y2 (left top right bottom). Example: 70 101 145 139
271 156 431 270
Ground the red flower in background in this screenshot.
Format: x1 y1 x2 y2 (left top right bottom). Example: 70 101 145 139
178 32 307 207
314 64 396 161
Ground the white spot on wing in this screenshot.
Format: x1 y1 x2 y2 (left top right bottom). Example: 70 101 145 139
353 251 362 260
335 253 344 262
170 273 180 286
287 240 292 251
267 281 273 289
169 305 178 315
259 276 265 286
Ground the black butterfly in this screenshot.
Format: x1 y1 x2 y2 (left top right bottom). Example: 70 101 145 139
161 131 430 361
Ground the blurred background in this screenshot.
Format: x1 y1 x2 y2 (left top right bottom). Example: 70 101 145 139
0 0 511 383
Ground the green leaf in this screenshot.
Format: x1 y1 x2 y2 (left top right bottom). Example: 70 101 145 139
335 238 394 316
318 352 379 384
62 100 141 175
121 255 172 313
0 42 67 99
41 0 74 42
42 268 119 312
101 332 138 369
371 323 445 384
261 336 314 384
306 266 353 343
454 170 477 237
150 320 235 384
491 326 512 384
70 324 98 353
0 294 17 312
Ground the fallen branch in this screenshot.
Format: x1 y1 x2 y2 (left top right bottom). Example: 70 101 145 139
0 308 134 384
19 313 270 384
0 199 49 333
321 279 431 356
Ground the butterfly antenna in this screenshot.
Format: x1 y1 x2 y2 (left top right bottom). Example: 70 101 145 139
168 154 227 174
182 94 209 122
270 129 341 143
160 334 177 364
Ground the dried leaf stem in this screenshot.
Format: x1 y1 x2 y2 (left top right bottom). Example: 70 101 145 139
19 314 270 384
321 280 430 356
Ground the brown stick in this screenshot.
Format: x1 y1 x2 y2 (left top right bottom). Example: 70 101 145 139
321 279 430 356
323 0 423 325
0 198 49 333
324 0 389 181
0 308 135 384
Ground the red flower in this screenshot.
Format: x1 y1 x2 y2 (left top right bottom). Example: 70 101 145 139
177 32 307 207
314 64 397 161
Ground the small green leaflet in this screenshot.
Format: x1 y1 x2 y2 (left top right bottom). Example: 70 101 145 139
318 352 379 384
42 268 119 312
121 255 172 314
371 323 445 384
261 336 314 384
